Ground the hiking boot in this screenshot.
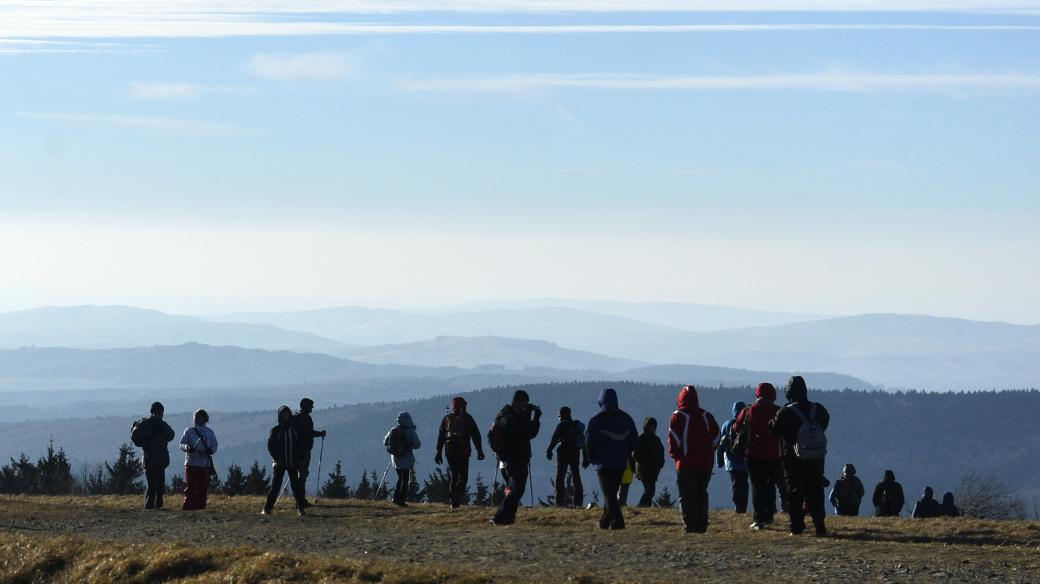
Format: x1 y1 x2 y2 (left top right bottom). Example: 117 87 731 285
298 509 307 517
789 530 804 536
750 522 765 530
815 526 828 537
260 509 272 515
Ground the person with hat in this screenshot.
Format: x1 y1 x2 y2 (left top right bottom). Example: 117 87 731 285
293 397 326 505
435 396 486 509
546 406 586 507
488 389 541 525
130 401 175 509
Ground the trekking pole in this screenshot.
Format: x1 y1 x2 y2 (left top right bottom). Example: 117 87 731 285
375 459 392 500
491 456 500 504
313 436 325 505
528 460 535 507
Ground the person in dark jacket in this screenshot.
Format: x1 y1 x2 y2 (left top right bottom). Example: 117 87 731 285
912 486 941 518
586 388 638 529
829 463 865 516
130 401 175 509
769 376 830 536
872 470 906 517
263 405 309 515
668 385 721 533
546 406 585 507
489 389 541 525
717 400 749 514
292 398 326 505
634 417 665 507
939 492 960 517
435 396 486 509
734 382 785 529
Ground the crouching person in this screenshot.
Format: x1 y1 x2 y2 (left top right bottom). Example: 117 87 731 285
263 405 309 516
179 409 217 510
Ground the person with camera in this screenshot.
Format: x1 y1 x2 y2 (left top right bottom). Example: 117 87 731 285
293 397 326 505
178 409 218 511
130 401 175 510
435 396 486 509
488 389 541 526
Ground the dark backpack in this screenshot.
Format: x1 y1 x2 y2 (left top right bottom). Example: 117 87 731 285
487 415 506 455
443 413 470 455
386 427 412 457
130 419 148 448
570 420 586 450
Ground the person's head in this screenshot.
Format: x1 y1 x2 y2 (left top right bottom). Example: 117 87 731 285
842 463 857 478
397 411 414 428
732 401 746 417
149 401 164 419
785 376 808 403
300 398 314 413
676 384 699 411
277 405 293 425
597 388 619 411
756 382 777 403
511 389 530 411
451 396 467 414
558 406 572 420
643 417 657 433
923 486 934 499
942 492 955 506
884 469 896 482
193 409 209 426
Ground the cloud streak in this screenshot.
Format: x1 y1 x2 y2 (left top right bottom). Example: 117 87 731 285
13 112 250 136
245 52 360 81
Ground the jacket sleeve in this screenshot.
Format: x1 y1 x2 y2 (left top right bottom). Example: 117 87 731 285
872 484 883 507
179 428 193 452
732 407 747 434
435 417 447 454
546 422 564 453
817 403 831 431
468 414 484 454
585 417 598 462
768 407 789 437
267 428 279 461
911 501 922 518
655 437 665 468
161 422 175 443
708 413 721 448
855 478 865 500
829 486 838 507
208 429 218 454
895 486 905 510
667 413 682 461
410 429 421 450
131 420 150 444
627 417 639 455
529 415 540 440
384 430 393 447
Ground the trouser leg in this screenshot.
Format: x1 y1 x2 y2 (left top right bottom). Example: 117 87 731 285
555 458 568 506
393 468 409 504
597 469 624 529
493 460 527 524
145 467 164 508
570 459 584 507
785 461 806 533
184 466 209 511
638 477 656 507
264 465 286 512
618 483 630 507
748 459 773 523
448 455 469 507
730 470 749 513
288 466 309 510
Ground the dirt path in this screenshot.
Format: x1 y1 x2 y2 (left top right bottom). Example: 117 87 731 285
2 496 1038 583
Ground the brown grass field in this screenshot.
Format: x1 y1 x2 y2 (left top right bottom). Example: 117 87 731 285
1 495 1038 583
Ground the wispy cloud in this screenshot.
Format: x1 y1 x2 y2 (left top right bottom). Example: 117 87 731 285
245 51 360 82
401 72 1040 94
126 82 252 100
0 38 151 54
13 112 250 136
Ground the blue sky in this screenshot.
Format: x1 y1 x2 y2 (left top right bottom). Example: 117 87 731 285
1 1 1038 322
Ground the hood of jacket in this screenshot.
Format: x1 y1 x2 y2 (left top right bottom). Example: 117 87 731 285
731 401 747 416
842 463 857 477
643 416 657 433
923 486 934 499
942 492 955 506
397 411 415 428
598 387 619 411
677 385 699 411
785 376 808 403
451 396 467 414
884 470 896 482
756 383 777 403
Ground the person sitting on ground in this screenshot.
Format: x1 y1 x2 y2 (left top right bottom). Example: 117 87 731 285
717 400 749 514
872 470 906 517
384 411 421 507
263 405 309 516
179 409 217 511
130 401 175 510
435 396 486 509
668 384 721 534
545 406 585 507
587 388 639 529
634 417 665 507
912 486 941 518
489 390 541 526
938 492 960 517
829 463 865 516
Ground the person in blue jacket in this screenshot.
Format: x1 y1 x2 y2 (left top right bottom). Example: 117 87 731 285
384 411 421 507
586 388 638 530
716 401 749 513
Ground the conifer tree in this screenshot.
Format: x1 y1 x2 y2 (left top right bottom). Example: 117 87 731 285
422 467 451 504
222 463 247 496
244 460 270 495
36 440 75 495
473 473 490 506
354 470 372 500
105 443 144 495
321 461 350 499
168 473 185 496
655 486 676 508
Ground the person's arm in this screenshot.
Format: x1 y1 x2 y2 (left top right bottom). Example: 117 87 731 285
546 422 564 455
829 486 838 509
584 417 598 464
667 413 681 461
911 501 922 518
872 484 883 508
529 409 541 439
895 486 905 511
207 429 218 455
768 407 788 437
435 417 447 456
467 414 485 458
131 420 151 444
179 428 194 452
817 403 830 432
267 428 279 462
708 413 721 448
161 422 175 443
411 429 421 450
854 478 865 500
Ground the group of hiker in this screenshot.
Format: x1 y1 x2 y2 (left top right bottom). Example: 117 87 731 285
128 375 960 534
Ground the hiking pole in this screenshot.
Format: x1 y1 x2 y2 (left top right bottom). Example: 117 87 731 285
312 436 325 505
528 460 535 508
375 459 392 501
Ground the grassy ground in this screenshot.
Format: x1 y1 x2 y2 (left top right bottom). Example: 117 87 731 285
1 495 1038 583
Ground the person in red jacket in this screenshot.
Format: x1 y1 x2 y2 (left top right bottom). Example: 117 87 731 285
668 385 720 534
733 382 785 530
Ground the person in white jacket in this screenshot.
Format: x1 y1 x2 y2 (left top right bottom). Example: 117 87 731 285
179 409 218 510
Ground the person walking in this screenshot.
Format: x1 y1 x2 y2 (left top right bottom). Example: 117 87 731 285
912 487 941 518
872 470 906 517
586 388 638 529
178 409 217 511
634 417 665 507
384 412 421 507
732 383 784 529
263 405 309 515
717 400 749 514
130 401 175 510
769 376 830 536
293 397 326 505
489 390 541 526
829 464 865 516
545 406 585 507
668 385 721 534
435 396 486 509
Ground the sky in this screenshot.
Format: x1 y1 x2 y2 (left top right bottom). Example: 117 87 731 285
1 1 1038 322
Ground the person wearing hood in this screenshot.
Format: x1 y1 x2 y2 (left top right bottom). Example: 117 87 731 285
435 396 485 509
939 492 960 517
872 470 906 517
912 486 941 518
546 406 586 508
130 401 175 509
668 385 721 534
634 417 665 507
489 389 541 525
717 400 749 514
292 397 326 505
178 409 218 511
769 376 830 536
733 383 785 529
263 405 309 515
586 388 639 529
829 464 865 516
384 411 422 507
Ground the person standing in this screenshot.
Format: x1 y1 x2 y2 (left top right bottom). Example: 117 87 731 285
384 411 421 507
634 417 665 507
435 396 486 509
293 398 326 504
734 383 785 529
872 470 906 517
130 401 175 509
263 406 309 515
912 487 941 518
586 388 638 529
545 406 585 508
668 385 721 534
179 409 217 511
717 400 749 514
488 390 541 526
769 376 830 536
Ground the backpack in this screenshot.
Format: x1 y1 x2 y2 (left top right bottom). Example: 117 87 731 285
443 413 470 455
729 407 750 458
571 420 586 450
130 419 147 448
386 426 412 457
789 403 827 460
487 414 507 455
